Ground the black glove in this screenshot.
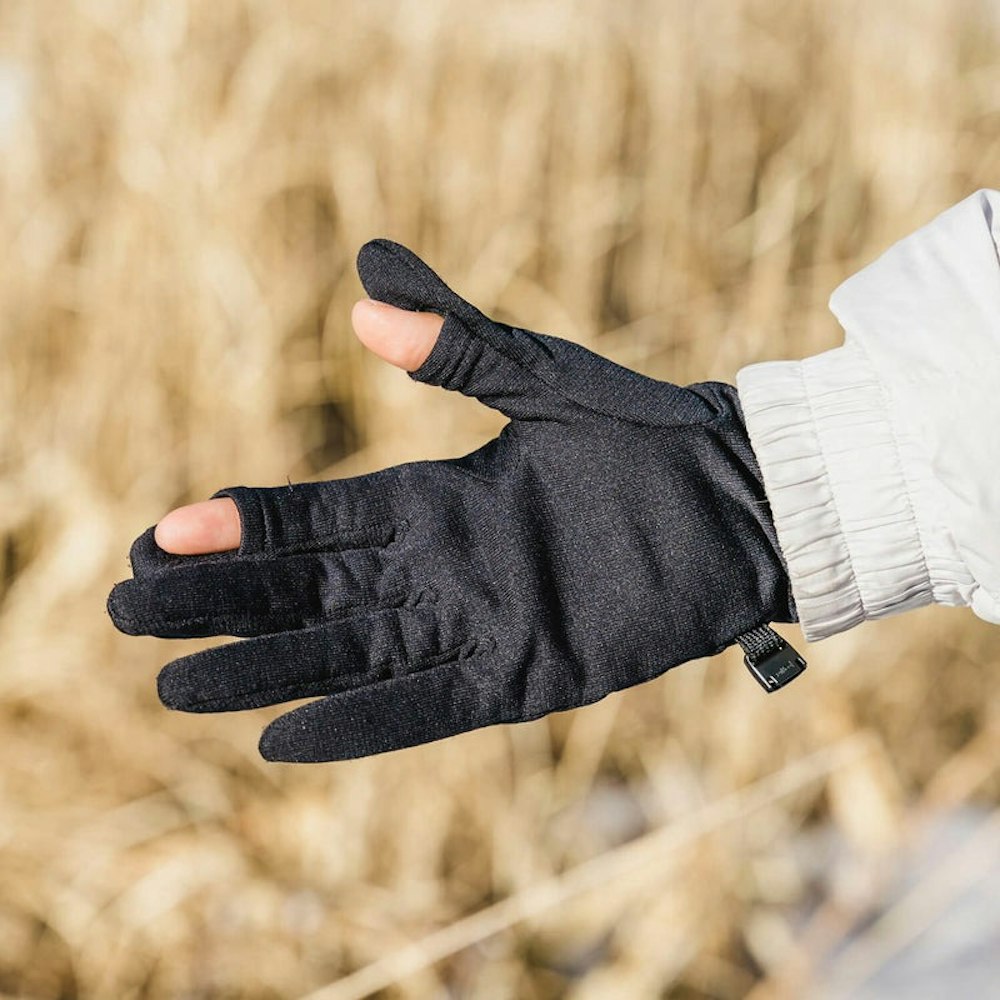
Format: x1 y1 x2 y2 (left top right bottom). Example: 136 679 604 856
108 240 798 762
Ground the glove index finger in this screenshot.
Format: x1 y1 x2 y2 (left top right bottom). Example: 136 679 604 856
216 478 403 560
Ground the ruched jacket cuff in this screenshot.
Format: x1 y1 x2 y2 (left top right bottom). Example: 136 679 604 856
737 344 943 641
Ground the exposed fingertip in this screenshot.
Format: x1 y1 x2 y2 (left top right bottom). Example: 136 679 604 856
155 498 241 555
153 515 180 552
351 298 442 372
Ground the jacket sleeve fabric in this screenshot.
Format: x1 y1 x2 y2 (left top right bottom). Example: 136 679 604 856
737 189 1000 641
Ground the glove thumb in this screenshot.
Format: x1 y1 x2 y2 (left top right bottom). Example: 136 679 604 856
355 239 725 428
357 239 485 326
356 239 571 422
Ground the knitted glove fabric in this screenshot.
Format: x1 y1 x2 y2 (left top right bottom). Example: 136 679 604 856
108 240 797 762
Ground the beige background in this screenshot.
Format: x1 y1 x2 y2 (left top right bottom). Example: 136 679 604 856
0 1 997 997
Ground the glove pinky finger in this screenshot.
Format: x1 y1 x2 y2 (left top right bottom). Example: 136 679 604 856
258 651 502 763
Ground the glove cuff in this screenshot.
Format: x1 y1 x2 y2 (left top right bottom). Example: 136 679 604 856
736 343 971 641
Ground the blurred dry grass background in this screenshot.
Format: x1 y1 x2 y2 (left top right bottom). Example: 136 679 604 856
0 0 998 997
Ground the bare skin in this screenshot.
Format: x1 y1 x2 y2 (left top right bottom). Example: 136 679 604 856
154 300 444 555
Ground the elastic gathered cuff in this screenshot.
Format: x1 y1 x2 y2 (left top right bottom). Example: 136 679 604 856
737 344 933 641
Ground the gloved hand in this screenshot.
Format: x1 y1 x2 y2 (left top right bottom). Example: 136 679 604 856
108 240 798 762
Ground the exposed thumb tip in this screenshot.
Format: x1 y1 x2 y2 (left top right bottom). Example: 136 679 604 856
352 299 441 371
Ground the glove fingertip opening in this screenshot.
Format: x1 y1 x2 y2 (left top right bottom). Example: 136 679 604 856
210 486 263 556
408 312 474 389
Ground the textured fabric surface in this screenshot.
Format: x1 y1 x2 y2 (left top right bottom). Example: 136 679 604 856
738 344 944 640
109 240 796 762
738 189 999 640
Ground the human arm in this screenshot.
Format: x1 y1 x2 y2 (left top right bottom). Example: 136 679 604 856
737 189 1000 639
121 192 1000 761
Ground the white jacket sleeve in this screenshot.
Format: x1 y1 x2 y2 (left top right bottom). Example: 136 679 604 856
737 189 1000 641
